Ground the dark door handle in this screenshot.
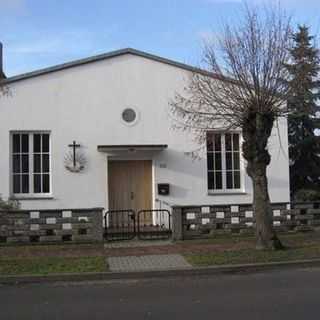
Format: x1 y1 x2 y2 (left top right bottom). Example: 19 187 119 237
130 191 134 200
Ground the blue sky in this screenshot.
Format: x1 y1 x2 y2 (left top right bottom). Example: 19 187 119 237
1 0 320 77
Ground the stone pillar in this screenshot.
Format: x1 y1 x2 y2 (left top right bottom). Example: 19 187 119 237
91 208 104 242
172 207 183 241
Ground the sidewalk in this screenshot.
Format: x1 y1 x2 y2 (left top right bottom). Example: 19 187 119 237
105 240 193 272
108 254 192 272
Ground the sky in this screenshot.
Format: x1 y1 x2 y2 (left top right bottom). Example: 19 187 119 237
1 0 320 77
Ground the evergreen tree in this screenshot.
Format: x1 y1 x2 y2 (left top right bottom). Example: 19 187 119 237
285 25 320 198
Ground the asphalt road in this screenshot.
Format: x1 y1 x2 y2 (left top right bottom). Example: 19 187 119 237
1 268 320 320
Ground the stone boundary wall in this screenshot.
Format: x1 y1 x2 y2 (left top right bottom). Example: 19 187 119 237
172 202 320 240
0 208 104 244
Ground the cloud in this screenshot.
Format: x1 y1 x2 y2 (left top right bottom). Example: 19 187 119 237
2 26 119 76
8 40 61 55
7 28 117 56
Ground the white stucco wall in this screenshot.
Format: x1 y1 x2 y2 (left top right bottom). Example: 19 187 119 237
0 53 290 210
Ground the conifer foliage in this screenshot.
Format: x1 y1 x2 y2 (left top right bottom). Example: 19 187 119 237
285 25 320 198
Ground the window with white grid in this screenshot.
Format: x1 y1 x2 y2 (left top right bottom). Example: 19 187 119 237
206 132 242 192
11 132 51 196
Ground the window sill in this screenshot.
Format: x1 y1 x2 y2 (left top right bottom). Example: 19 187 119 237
208 191 247 196
10 195 54 201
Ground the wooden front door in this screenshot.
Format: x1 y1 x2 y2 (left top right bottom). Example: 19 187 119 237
108 160 152 213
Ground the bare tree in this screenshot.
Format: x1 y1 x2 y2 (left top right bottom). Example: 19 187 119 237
170 5 292 250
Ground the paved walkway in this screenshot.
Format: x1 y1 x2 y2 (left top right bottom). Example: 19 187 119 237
104 239 173 249
107 254 192 272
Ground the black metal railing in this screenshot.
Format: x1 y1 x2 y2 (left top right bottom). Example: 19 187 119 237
104 209 172 241
104 209 136 241
137 209 172 240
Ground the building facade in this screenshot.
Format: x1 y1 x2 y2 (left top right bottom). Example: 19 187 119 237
0 47 290 212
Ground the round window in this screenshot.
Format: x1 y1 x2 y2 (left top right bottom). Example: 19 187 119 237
122 108 137 124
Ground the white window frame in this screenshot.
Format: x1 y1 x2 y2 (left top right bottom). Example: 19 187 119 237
10 131 52 199
207 131 245 194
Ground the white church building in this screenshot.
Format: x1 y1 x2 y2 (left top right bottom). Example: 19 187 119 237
0 45 290 212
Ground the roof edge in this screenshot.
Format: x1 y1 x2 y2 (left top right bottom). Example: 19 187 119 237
2 48 218 84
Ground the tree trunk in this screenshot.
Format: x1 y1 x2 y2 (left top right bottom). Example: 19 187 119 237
251 165 283 250
242 112 283 250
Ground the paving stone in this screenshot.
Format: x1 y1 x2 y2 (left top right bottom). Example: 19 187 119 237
107 254 192 272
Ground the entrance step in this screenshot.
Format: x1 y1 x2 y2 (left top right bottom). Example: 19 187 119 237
107 254 192 272
104 239 173 249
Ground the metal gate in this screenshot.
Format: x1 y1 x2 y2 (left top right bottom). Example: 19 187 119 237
137 209 172 240
104 209 136 241
104 209 172 241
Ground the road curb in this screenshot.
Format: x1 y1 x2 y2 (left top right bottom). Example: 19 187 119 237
1 259 320 285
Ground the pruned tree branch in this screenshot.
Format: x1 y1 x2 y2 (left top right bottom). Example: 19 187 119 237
170 4 292 250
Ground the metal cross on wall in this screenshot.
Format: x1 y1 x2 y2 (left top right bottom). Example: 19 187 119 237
68 140 81 167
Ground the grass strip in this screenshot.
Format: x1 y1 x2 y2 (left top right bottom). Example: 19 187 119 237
185 245 320 266
0 256 106 275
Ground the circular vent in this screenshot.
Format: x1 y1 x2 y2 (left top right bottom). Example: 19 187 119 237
122 108 137 124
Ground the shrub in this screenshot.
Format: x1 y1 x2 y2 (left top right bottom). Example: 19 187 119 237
293 189 320 202
0 196 20 210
